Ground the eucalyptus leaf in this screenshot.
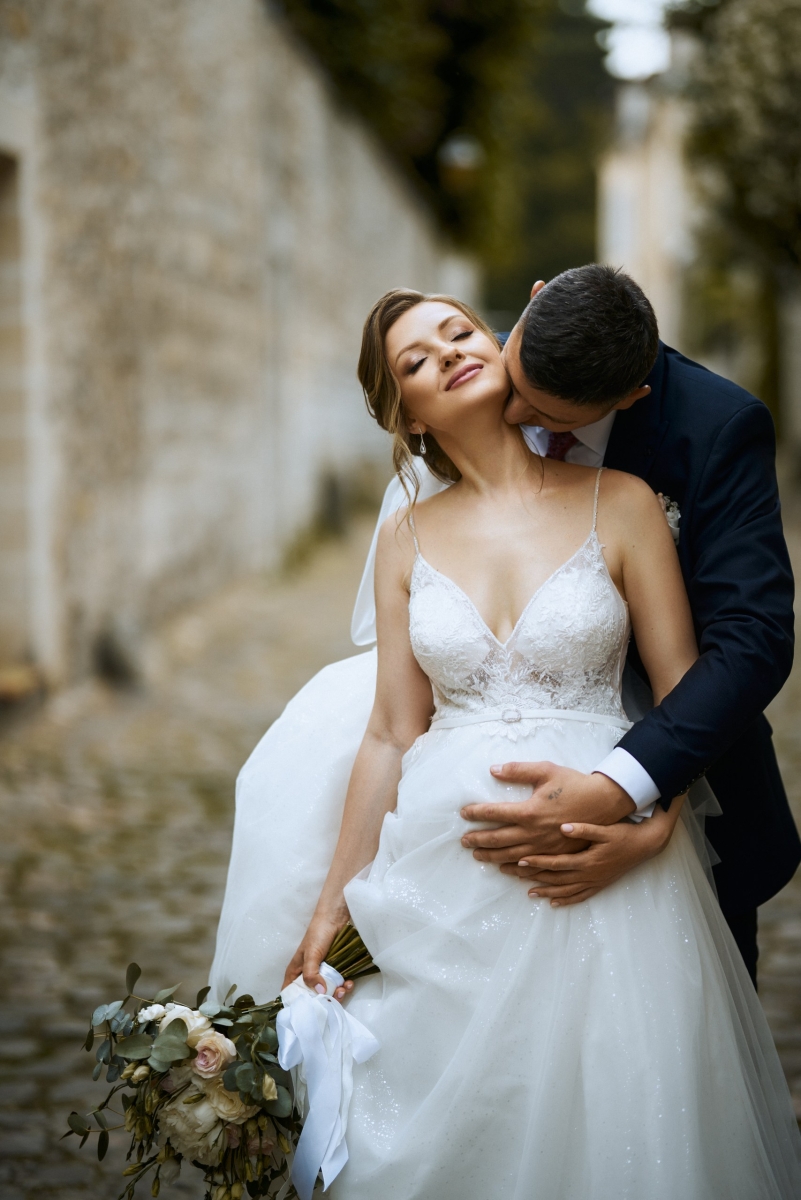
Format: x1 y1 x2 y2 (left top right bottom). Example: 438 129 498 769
79 1132 89 1149
257 1027 278 1052
96 1038 111 1064
84 1028 95 1052
196 985 211 1008
235 1063 255 1090
149 1042 188 1067
223 1064 239 1092
224 983 237 1004
92 1062 102 1081
214 1018 233 1027
153 984 181 1004
125 963 141 995
154 1018 187 1046
94 1109 108 1130
116 1033 153 1060
264 1085 293 1118
234 993 255 1009
106 1063 121 1083
199 1002 220 1019
68 1112 91 1136
104 1000 124 1022
91 1004 108 1028
98 1128 109 1161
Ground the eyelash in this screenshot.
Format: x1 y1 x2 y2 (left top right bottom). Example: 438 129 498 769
407 328 473 374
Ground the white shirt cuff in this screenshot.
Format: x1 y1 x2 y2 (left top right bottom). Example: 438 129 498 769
593 747 660 822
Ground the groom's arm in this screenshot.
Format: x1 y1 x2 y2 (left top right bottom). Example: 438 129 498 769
613 401 794 805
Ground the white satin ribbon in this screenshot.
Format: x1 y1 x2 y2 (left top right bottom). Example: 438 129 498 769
276 962 379 1200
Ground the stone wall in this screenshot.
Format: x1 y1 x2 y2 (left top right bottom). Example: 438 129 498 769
0 0 474 683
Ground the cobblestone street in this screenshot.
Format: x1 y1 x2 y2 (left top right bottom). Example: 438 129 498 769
1 503 800 1199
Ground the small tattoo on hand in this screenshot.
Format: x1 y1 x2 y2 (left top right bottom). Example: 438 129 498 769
547 787 563 800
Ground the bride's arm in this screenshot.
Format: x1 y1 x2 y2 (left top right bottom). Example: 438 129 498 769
282 515 434 994
615 475 699 707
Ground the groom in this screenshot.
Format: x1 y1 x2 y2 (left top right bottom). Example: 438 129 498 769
460 264 799 984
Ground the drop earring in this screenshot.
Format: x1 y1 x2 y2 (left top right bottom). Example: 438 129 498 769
419 433 427 456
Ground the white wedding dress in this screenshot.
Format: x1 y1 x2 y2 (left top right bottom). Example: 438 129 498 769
211 470 801 1198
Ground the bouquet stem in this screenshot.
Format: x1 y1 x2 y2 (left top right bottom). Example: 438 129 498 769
324 924 378 982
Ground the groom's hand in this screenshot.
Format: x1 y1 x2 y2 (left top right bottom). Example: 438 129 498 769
501 812 675 905
460 762 636 862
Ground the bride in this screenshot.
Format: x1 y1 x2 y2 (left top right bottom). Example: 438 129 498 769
272 289 800 1198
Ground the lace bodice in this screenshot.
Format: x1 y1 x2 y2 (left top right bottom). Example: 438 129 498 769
408 472 630 728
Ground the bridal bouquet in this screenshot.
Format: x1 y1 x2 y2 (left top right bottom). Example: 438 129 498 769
64 926 378 1200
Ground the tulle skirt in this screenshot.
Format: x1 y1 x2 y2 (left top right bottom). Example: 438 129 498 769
210 654 801 1197
209 650 378 1005
335 717 801 1199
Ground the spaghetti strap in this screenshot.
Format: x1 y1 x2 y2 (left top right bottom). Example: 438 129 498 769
408 509 421 555
592 468 603 533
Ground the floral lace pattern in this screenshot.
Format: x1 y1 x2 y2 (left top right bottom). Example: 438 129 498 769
409 532 630 725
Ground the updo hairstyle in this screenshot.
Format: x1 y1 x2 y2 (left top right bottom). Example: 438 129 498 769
358 288 500 505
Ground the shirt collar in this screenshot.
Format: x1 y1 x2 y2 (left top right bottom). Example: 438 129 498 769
521 408 617 457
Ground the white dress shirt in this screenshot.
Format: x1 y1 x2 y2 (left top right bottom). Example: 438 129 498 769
521 414 660 820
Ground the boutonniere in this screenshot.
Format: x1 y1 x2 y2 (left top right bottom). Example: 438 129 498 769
658 494 681 544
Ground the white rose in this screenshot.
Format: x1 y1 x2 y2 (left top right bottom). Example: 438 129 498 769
193 1030 238 1080
658 493 681 545
158 1004 212 1047
136 1003 167 1025
204 1077 260 1125
159 1084 225 1166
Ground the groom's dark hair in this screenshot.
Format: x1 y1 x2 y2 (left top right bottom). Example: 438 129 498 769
518 264 659 406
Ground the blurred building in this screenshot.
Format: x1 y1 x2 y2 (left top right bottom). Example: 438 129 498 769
597 76 695 352
0 0 475 689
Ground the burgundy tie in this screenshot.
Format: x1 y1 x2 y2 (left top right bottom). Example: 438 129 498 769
545 431 579 461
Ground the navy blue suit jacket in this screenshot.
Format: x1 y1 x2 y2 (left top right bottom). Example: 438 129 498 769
602 343 799 913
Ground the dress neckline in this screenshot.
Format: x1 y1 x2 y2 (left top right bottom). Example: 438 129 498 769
414 531 607 649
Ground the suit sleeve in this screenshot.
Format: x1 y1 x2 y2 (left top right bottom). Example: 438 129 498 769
617 402 795 804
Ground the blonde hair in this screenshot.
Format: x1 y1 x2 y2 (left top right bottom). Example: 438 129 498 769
357 288 500 507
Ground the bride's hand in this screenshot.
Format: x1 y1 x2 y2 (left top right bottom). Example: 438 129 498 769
282 908 355 1001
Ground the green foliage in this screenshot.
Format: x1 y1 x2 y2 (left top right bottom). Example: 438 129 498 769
686 0 801 271
669 0 799 417
275 0 613 311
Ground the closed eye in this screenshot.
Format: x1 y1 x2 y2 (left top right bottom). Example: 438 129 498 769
407 358 426 375
453 329 473 341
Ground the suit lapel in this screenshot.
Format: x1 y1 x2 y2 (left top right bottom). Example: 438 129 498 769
603 343 669 482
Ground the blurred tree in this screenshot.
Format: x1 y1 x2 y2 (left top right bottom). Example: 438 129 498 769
670 0 801 418
274 0 613 315
682 0 801 272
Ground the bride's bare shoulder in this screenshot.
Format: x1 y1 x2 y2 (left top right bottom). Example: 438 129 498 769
600 468 668 533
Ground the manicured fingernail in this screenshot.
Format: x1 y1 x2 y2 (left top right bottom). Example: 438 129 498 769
490 765 502 774
551 901 560 908
315 983 326 994
518 860 528 867
530 890 541 896
561 823 574 833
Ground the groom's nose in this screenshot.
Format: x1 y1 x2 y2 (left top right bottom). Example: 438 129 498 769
504 391 539 426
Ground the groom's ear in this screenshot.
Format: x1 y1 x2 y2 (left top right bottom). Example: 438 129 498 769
529 280 546 299
613 385 651 412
